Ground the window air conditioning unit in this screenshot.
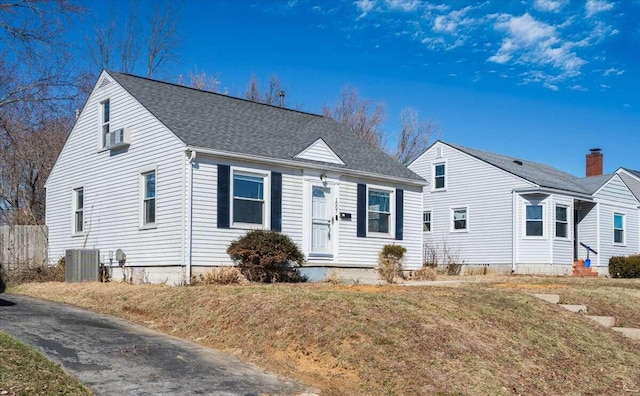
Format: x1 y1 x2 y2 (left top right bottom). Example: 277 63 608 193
106 127 131 149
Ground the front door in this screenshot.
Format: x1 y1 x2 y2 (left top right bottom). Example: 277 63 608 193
311 186 332 256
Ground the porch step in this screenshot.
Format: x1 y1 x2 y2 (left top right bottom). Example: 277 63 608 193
531 294 560 304
572 260 598 277
559 304 588 314
612 327 640 340
586 315 616 327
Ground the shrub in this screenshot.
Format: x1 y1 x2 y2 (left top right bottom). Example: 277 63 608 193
378 244 406 284
609 255 640 278
192 267 247 285
227 230 306 283
411 266 437 281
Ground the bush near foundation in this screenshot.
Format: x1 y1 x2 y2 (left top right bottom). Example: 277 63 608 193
227 230 306 283
378 244 406 284
609 255 640 278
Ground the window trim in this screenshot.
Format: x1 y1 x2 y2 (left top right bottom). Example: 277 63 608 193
450 206 468 233
554 204 569 240
72 187 84 236
366 185 395 238
230 166 270 230
139 166 158 230
613 212 625 246
524 203 545 239
101 99 110 149
423 210 432 233
432 161 447 191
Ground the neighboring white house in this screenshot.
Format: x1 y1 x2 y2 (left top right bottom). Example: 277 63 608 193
409 141 640 275
45 71 426 284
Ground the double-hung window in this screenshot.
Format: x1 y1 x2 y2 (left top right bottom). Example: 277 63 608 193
423 210 432 232
74 188 84 233
233 173 265 226
526 204 544 237
452 207 467 231
143 171 156 225
368 189 391 234
614 213 625 244
434 163 446 190
101 99 110 148
555 205 568 238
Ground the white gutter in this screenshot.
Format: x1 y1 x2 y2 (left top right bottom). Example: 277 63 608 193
185 145 427 187
512 187 593 201
511 190 517 273
181 151 187 283
185 150 197 284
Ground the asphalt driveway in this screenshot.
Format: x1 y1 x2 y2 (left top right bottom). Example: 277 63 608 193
0 294 310 395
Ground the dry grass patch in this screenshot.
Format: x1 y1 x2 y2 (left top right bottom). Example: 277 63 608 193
12 280 640 395
0 331 91 395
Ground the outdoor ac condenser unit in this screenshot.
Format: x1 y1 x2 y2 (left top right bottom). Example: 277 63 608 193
65 249 100 282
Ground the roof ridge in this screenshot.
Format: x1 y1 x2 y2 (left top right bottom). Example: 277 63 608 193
106 70 325 118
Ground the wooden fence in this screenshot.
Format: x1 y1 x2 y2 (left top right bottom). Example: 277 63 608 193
0 225 48 271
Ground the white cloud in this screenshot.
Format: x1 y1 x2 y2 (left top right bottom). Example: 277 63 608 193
543 82 559 91
355 0 376 18
570 85 587 91
431 6 474 34
385 0 419 12
603 67 625 76
585 0 614 17
488 13 586 79
600 83 610 89
425 3 449 12
534 0 565 12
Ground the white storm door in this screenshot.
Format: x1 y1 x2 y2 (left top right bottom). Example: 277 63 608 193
311 186 332 255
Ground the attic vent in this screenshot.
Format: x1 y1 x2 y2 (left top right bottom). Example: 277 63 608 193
435 146 443 158
513 160 523 166
99 78 112 89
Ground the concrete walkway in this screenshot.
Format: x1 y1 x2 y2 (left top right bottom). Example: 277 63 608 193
0 294 310 395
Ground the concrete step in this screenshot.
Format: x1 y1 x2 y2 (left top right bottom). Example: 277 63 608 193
559 304 588 314
612 327 640 340
532 294 560 304
586 315 616 327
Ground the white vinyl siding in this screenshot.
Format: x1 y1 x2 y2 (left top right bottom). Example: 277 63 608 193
551 196 573 266
576 202 598 262
618 171 640 202
46 71 185 268
516 195 552 264
294 138 345 165
409 142 535 267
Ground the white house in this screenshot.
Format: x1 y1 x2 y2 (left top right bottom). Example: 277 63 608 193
45 71 426 283
408 141 640 275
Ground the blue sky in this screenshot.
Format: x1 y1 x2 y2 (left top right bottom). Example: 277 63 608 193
76 0 640 177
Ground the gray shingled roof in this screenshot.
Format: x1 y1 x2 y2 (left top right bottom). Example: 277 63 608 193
445 141 611 195
107 72 424 182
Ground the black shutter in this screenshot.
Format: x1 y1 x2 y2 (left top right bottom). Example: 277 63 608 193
271 172 282 231
357 183 366 238
395 189 404 240
217 165 230 228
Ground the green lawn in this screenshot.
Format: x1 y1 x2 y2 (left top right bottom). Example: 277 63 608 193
0 331 91 396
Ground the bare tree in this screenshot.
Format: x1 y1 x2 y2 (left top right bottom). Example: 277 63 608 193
177 67 220 92
0 105 71 225
393 108 438 166
244 74 284 106
323 86 386 148
119 0 141 74
147 1 180 78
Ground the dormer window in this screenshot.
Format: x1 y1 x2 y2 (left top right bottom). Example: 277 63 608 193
102 99 110 147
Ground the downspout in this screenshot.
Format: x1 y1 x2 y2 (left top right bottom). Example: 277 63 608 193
511 190 517 273
596 202 600 267
185 150 197 284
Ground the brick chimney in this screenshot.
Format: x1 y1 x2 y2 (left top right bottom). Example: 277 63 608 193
586 148 603 177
